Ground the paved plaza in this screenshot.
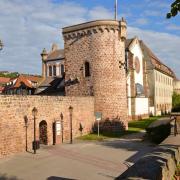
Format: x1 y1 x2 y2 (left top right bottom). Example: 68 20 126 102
0 133 156 180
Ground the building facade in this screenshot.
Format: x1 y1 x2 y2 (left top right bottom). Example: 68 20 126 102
3 75 42 95
126 37 149 120
140 41 174 115
41 44 65 78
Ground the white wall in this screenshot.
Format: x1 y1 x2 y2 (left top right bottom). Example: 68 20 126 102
131 42 144 86
135 98 149 115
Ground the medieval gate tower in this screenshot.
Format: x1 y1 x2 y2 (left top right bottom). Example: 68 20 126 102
63 19 128 130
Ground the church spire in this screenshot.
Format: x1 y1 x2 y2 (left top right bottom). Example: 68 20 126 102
115 0 118 20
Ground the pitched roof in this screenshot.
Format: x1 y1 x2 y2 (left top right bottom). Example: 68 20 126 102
35 76 65 95
45 49 64 61
139 40 175 78
0 77 10 84
4 75 43 90
125 38 134 50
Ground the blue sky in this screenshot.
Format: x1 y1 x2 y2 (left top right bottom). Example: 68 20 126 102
0 0 179 77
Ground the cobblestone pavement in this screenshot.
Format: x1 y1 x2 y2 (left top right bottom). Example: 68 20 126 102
0 133 156 180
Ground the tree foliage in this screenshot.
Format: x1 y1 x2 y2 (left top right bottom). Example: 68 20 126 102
0 72 19 78
172 92 180 112
167 0 180 18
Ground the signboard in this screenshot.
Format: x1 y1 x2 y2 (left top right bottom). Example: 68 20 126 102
56 121 61 135
95 112 102 121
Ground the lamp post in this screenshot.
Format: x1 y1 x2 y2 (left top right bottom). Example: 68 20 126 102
32 107 38 154
60 113 64 143
24 116 28 152
0 39 4 51
69 106 73 144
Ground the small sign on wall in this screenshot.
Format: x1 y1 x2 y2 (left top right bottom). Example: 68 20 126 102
56 121 61 135
95 112 102 121
95 112 102 137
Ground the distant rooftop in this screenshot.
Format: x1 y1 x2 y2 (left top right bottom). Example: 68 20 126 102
46 49 64 61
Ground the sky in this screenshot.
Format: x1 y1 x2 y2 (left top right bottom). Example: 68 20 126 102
0 0 179 77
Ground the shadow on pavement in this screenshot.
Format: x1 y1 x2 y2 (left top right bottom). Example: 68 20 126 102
99 132 156 164
0 174 20 180
47 176 76 180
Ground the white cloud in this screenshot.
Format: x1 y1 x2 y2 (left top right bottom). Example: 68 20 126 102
166 24 180 31
144 10 161 17
88 6 113 20
135 18 149 25
0 0 179 79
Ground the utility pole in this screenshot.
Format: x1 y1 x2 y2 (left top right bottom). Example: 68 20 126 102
115 0 118 20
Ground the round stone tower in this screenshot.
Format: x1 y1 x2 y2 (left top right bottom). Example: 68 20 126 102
63 19 128 130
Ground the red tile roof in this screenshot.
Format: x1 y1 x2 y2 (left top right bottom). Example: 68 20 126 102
4 75 43 90
0 77 10 84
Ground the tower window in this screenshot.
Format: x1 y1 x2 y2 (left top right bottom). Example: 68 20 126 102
49 66 52 76
61 64 64 76
84 62 90 77
53 65 56 76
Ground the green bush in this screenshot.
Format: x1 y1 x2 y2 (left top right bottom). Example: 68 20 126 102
172 92 180 112
146 123 171 144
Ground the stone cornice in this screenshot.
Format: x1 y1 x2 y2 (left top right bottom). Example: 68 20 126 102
63 20 121 34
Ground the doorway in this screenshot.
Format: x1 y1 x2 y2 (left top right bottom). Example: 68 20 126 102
39 120 48 145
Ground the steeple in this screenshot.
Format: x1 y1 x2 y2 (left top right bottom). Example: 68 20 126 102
41 48 48 61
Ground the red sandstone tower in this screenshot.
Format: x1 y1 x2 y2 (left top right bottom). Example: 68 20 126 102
63 19 128 130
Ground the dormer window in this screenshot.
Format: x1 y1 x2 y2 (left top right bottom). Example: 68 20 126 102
49 66 52 76
84 61 90 77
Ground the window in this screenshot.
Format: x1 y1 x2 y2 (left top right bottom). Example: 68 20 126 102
53 65 56 76
61 64 64 76
136 83 144 96
84 62 90 77
49 66 52 76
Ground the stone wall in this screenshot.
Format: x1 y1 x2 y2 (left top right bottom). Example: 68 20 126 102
0 95 95 158
116 122 180 180
63 20 128 129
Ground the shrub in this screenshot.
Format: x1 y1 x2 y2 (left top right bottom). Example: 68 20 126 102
172 92 180 112
146 123 171 144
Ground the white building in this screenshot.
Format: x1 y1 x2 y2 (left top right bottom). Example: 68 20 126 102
140 40 175 115
126 37 149 120
41 44 65 78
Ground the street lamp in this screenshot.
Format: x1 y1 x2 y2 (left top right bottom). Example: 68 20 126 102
69 106 73 144
32 107 38 154
24 115 28 152
60 113 64 143
0 39 4 51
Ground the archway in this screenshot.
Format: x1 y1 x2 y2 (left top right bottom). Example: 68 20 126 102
39 120 48 145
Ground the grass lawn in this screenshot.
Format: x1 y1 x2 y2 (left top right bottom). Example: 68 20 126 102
78 116 162 141
128 116 161 133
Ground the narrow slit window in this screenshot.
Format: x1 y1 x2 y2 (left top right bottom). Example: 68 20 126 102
84 62 90 77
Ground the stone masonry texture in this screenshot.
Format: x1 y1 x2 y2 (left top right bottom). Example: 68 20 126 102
63 20 128 129
0 95 95 158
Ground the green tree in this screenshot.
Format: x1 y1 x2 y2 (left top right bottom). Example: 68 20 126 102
0 72 19 78
172 92 180 112
167 0 180 18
